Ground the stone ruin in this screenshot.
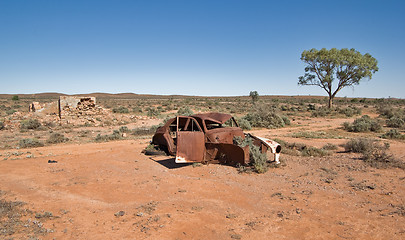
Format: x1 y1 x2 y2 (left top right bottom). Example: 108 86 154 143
27 96 108 125
29 96 99 116
3 95 143 129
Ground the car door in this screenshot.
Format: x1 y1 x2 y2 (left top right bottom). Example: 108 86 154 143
175 116 205 163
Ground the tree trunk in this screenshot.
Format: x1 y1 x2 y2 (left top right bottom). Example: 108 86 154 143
328 96 333 109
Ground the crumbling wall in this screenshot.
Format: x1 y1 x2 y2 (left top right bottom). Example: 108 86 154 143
28 102 42 112
59 96 97 118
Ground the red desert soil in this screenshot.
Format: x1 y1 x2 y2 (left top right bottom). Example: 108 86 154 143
1 129 405 239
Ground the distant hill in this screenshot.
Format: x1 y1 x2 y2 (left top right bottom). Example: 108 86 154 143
0 92 385 100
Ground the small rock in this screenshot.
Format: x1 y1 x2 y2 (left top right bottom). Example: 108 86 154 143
114 211 125 217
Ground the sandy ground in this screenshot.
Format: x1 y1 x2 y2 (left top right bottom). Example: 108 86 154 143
1 118 405 239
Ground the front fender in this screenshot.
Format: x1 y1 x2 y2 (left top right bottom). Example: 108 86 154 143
248 134 281 164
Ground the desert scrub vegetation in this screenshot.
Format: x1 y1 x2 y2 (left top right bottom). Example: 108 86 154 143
378 106 405 128
381 129 405 140
95 130 122 142
0 120 4 130
112 106 129 113
242 106 290 129
290 130 342 139
131 125 159 136
234 136 270 173
273 138 331 157
310 106 361 118
343 138 404 169
236 118 252 130
20 119 42 131
19 138 44 148
176 106 194 116
0 191 54 238
146 107 161 117
343 115 382 132
47 133 69 144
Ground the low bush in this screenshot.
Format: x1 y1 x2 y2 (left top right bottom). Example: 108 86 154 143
310 107 331 117
343 115 382 132
343 138 404 169
273 138 330 157
176 106 194 116
6 109 16 115
146 107 161 117
47 133 69 144
131 125 159 136
95 130 122 142
322 143 338 150
338 106 362 117
20 119 41 130
381 129 405 140
19 138 44 148
301 146 331 157
234 136 268 173
242 111 290 129
343 138 375 153
236 118 252 130
0 121 4 130
112 106 129 114
386 116 405 128
119 126 130 133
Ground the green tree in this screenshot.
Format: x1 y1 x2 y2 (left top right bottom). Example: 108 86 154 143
11 95 19 101
298 48 378 108
249 91 259 105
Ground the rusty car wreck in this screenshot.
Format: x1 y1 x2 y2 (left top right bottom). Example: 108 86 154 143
151 112 281 165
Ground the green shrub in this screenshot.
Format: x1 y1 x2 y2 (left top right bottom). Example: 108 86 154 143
343 138 403 168
47 133 69 144
361 142 404 169
6 109 16 115
242 111 290 129
301 146 331 157
236 118 252 130
131 126 159 136
343 138 375 153
381 129 405 140
310 107 331 117
11 95 19 101
322 143 338 150
20 119 41 130
95 130 122 142
19 138 44 148
146 107 161 117
234 135 268 173
273 138 330 157
176 106 194 116
112 106 129 113
119 126 130 133
338 106 362 117
0 121 4 130
343 115 382 132
386 117 404 128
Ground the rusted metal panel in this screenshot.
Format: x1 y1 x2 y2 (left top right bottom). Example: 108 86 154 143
176 131 205 163
205 143 249 165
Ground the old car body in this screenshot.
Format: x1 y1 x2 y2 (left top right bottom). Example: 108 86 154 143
152 112 281 165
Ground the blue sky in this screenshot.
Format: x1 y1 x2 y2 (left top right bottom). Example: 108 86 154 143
1 0 404 98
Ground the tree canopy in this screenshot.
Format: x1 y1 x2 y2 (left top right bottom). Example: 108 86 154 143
249 91 259 105
298 48 378 108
